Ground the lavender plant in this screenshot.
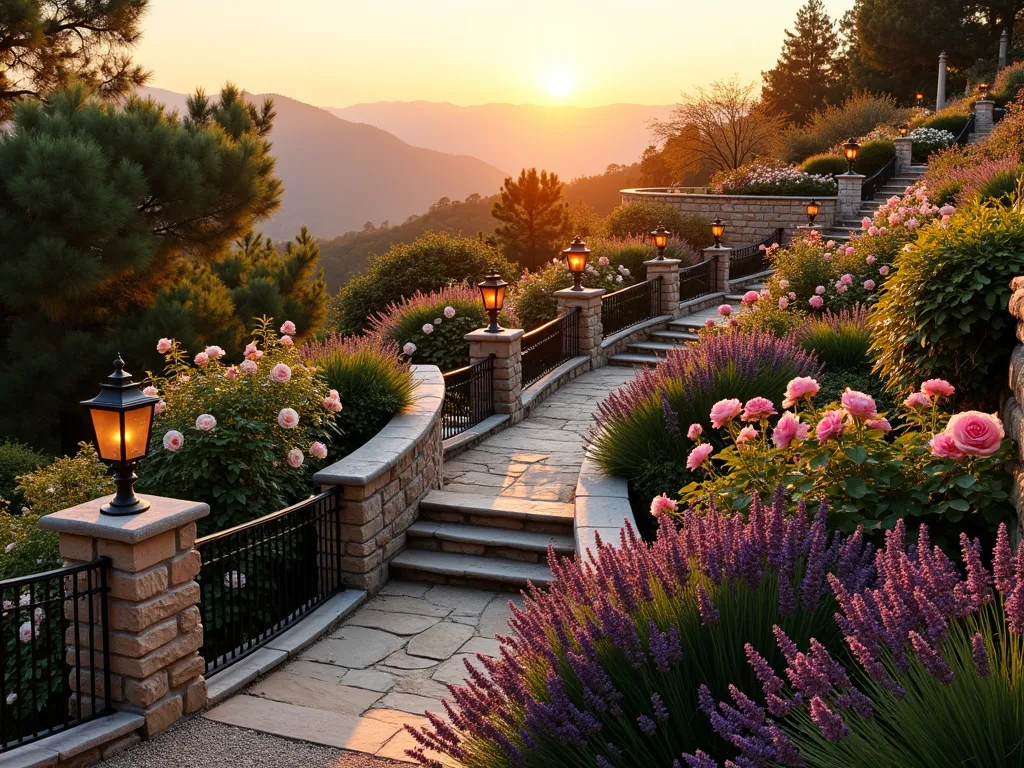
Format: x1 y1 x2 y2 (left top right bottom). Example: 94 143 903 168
405 491 875 767
701 519 1024 767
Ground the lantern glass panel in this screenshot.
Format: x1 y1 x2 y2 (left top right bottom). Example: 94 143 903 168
654 233 668 249
711 222 725 239
124 406 153 461
90 408 124 463
567 251 587 273
481 284 505 311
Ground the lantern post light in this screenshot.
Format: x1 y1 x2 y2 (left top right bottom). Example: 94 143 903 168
562 236 590 290
650 223 670 260
843 137 861 173
979 82 991 99
478 271 509 333
805 199 820 226
915 92 924 106
898 123 909 137
81 355 160 516
711 217 725 248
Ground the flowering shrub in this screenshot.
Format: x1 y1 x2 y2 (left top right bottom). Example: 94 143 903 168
910 127 956 161
704 519 1024 767
511 256 639 331
139 318 338 533
711 161 837 196
677 377 1013 542
603 203 713 252
405 492 875 767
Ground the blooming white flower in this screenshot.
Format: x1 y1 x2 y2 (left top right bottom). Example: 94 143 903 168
6 692 16 705
4 542 14 553
223 571 247 589
422 323 434 335
277 408 300 429
163 430 184 452
615 275 623 283
195 414 217 432
403 342 417 356
433 318 443 325
443 306 456 319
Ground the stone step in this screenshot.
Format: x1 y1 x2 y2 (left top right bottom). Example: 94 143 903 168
406 520 574 560
627 340 678 353
650 329 699 343
389 549 555 588
608 352 660 367
419 490 573 534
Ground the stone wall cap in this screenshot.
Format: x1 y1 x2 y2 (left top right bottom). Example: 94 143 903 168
463 328 525 342
704 245 732 254
837 173 865 180
553 287 605 299
643 258 682 267
38 495 209 544
620 188 839 201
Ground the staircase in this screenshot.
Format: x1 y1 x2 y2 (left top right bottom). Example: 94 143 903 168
820 164 927 244
389 490 575 590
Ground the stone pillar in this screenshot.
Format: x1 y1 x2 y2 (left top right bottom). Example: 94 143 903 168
895 136 913 171
555 287 605 359
643 259 682 318
466 328 524 419
976 99 995 136
836 174 865 219
706 246 731 292
1000 30 1010 71
936 51 948 112
1002 276 1024 540
38 496 209 739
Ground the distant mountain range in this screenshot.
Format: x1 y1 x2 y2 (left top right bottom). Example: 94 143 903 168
140 88 508 240
327 101 674 179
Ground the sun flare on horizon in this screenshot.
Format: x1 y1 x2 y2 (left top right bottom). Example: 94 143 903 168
545 72 576 100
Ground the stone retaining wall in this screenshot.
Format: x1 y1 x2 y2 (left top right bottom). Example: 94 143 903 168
313 365 444 594
1002 276 1024 539
620 189 838 245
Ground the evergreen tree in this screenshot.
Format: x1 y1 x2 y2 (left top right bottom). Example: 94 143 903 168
762 0 843 124
491 168 569 271
0 84 283 448
0 0 150 120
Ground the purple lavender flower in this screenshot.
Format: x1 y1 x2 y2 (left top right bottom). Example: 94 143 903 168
994 523 1014 595
971 632 990 678
663 393 681 436
681 751 718 768
697 583 720 625
809 696 850 741
637 714 657 736
651 693 669 723
909 631 954 684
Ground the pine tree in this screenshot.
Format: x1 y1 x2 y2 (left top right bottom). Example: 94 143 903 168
0 0 151 120
491 168 569 272
762 0 843 124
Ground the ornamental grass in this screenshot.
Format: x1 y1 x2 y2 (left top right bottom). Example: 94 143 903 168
405 490 875 767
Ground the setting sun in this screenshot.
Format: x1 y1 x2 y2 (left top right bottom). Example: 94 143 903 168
545 72 575 99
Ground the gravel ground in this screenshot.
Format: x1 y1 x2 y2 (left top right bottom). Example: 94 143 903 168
104 715 410 768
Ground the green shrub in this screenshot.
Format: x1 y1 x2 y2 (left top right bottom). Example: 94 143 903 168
511 256 640 330
911 127 957 162
793 305 871 370
854 139 895 177
799 154 848 176
604 201 712 251
921 113 971 135
871 195 1024 407
301 334 413 458
332 232 518 335
977 166 1023 204
0 441 49 508
994 60 1024 101
784 93 908 161
816 367 897 418
711 161 837 196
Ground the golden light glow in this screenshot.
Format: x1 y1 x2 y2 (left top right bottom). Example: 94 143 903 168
545 72 575 100
90 409 123 463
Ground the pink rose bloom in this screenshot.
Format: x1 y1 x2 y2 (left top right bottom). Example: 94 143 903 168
904 391 931 409
879 266 890 276
650 494 678 518
939 205 955 217
788 292 796 300
864 279 876 291
286 448 304 468
778 279 790 290
280 335 294 346
929 432 966 461
866 255 876 265
162 430 184 451
823 253 831 261
403 342 417 356
687 423 703 440
778 297 789 309
772 412 808 449
841 389 877 420
840 274 853 285
270 363 292 383
783 377 820 408
323 396 341 412
866 418 892 433
826 240 835 248
905 218 920 230
921 379 955 398
309 441 328 460
945 411 1005 457
195 413 217 431
717 304 732 317
815 285 826 295
889 213 901 226
816 410 845 443
19 622 33 643
277 407 300 429
224 366 238 380
686 443 715 470
867 226 880 236
280 320 297 335
204 345 225 360
598 256 610 266
155 400 166 415
710 398 742 429
758 244 767 251
157 338 173 354
727 318 738 328
193 352 209 366
742 291 759 304
837 284 848 294
244 343 262 360
704 318 716 328
741 397 777 422
240 359 258 374
861 217 872 229
736 426 758 445
143 386 159 397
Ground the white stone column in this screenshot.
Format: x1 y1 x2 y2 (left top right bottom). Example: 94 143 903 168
895 137 913 171
976 99 995 136
936 51 948 112
1000 30 1010 71
555 287 605 359
705 246 732 292
643 259 682 318
466 328 523 419
837 174 865 219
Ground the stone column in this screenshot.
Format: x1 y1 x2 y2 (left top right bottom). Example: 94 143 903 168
976 99 995 136
466 328 524 419
894 137 913 171
936 51 948 112
705 246 732 292
38 496 209 739
1000 30 1010 71
555 287 605 359
836 174 865 219
643 259 682 318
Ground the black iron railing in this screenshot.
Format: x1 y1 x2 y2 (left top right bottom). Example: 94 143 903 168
679 257 716 302
730 229 783 281
1 558 112 753
196 490 343 675
521 308 581 388
601 277 663 339
861 154 898 201
441 355 495 439
955 114 976 147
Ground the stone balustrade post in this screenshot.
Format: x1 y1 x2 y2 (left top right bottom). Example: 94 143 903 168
836 174 865 220
466 328 524 419
894 137 913 172
706 246 732 293
554 287 605 359
38 496 209 740
643 259 682 318
936 51 948 112
976 100 995 136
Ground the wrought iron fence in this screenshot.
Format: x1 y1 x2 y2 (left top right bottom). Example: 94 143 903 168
861 155 898 201
601 277 663 339
679 257 716 302
521 308 581 388
729 229 783 281
441 355 495 439
955 114 976 147
1 558 112 753
196 490 343 675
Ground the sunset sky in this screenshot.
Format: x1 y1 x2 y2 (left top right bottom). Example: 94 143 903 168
138 0 854 108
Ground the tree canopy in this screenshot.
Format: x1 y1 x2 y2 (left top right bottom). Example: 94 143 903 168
491 168 569 271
